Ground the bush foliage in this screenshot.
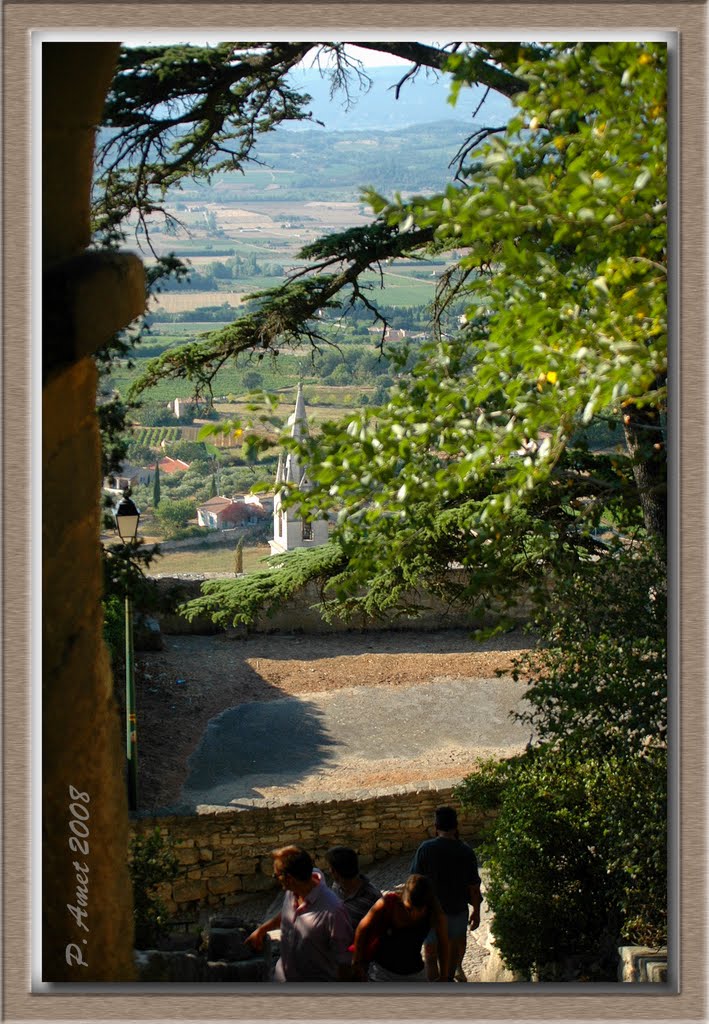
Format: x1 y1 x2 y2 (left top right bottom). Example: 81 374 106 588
454 547 667 979
129 828 180 949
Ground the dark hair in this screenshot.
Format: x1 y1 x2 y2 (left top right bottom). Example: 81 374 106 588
435 805 458 831
402 873 438 913
326 846 359 879
272 845 313 882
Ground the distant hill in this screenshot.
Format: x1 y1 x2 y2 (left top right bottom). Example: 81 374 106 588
248 121 476 196
286 65 514 132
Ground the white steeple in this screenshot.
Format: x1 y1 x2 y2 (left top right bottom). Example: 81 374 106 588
287 382 308 439
269 384 328 555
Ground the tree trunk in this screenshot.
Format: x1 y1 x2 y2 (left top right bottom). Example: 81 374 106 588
622 402 667 554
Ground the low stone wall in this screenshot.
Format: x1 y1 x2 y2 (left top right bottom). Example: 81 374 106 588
151 573 532 636
130 785 492 917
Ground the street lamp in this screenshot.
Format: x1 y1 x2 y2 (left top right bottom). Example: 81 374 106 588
114 491 140 811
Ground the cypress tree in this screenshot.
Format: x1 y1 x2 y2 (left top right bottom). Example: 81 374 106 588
152 461 161 508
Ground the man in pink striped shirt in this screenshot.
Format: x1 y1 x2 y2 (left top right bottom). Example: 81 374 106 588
246 845 353 982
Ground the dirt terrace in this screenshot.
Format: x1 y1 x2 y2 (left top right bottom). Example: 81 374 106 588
128 628 533 811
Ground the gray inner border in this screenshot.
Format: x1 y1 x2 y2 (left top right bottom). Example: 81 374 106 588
5 2 705 1021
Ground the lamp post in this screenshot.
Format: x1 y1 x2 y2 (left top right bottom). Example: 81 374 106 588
115 491 140 811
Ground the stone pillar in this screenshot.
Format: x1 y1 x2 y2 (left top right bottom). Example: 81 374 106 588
42 42 145 981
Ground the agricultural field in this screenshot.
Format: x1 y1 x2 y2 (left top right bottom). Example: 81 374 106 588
146 542 272 577
132 426 181 447
146 321 235 334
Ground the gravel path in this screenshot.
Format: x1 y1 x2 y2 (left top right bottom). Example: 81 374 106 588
181 677 533 809
134 627 533 810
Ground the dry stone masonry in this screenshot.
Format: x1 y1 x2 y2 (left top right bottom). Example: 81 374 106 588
130 785 492 916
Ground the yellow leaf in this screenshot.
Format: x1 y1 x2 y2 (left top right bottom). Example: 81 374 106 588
546 371 558 384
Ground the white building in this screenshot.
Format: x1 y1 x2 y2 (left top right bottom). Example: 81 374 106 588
269 384 329 555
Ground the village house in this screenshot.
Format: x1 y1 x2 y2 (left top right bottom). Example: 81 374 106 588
103 462 152 495
197 494 270 531
158 455 190 475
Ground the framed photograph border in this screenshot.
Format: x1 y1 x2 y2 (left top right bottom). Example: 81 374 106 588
5 2 705 1021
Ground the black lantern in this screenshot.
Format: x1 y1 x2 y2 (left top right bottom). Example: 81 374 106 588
114 492 141 542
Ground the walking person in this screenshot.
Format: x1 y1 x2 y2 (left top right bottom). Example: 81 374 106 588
410 805 482 982
325 846 382 930
351 874 449 982
246 845 353 981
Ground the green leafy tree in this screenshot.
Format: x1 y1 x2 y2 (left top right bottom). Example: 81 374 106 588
155 498 197 538
182 544 347 628
164 439 210 464
242 434 261 467
453 547 667 979
242 370 264 391
94 40 667 967
125 440 155 465
101 42 664 587
132 402 176 427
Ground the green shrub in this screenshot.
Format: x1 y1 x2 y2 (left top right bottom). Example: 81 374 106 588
169 524 210 541
456 746 666 980
454 547 667 979
155 497 197 537
102 593 124 664
129 828 179 949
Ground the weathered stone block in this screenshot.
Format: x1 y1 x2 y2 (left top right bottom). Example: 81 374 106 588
199 848 214 862
227 858 259 874
203 862 228 879
242 875 274 893
173 879 207 902
208 876 243 896
176 848 200 866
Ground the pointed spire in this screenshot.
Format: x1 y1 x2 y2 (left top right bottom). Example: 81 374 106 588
287 382 308 439
284 452 301 485
274 452 284 488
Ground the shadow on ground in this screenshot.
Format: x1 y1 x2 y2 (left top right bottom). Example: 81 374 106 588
180 694 338 807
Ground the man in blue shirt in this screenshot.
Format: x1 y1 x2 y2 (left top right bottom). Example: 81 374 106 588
410 805 482 981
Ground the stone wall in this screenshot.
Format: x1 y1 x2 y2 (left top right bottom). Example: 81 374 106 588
130 786 493 916
152 573 532 636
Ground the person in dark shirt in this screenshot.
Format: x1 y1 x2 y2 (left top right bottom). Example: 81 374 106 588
351 874 449 982
325 846 382 930
410 805 482 982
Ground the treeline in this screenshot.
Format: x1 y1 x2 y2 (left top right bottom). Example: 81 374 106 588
145 303 238 325
157 253 285 291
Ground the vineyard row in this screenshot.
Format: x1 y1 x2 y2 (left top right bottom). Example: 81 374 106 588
131 426 181 447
